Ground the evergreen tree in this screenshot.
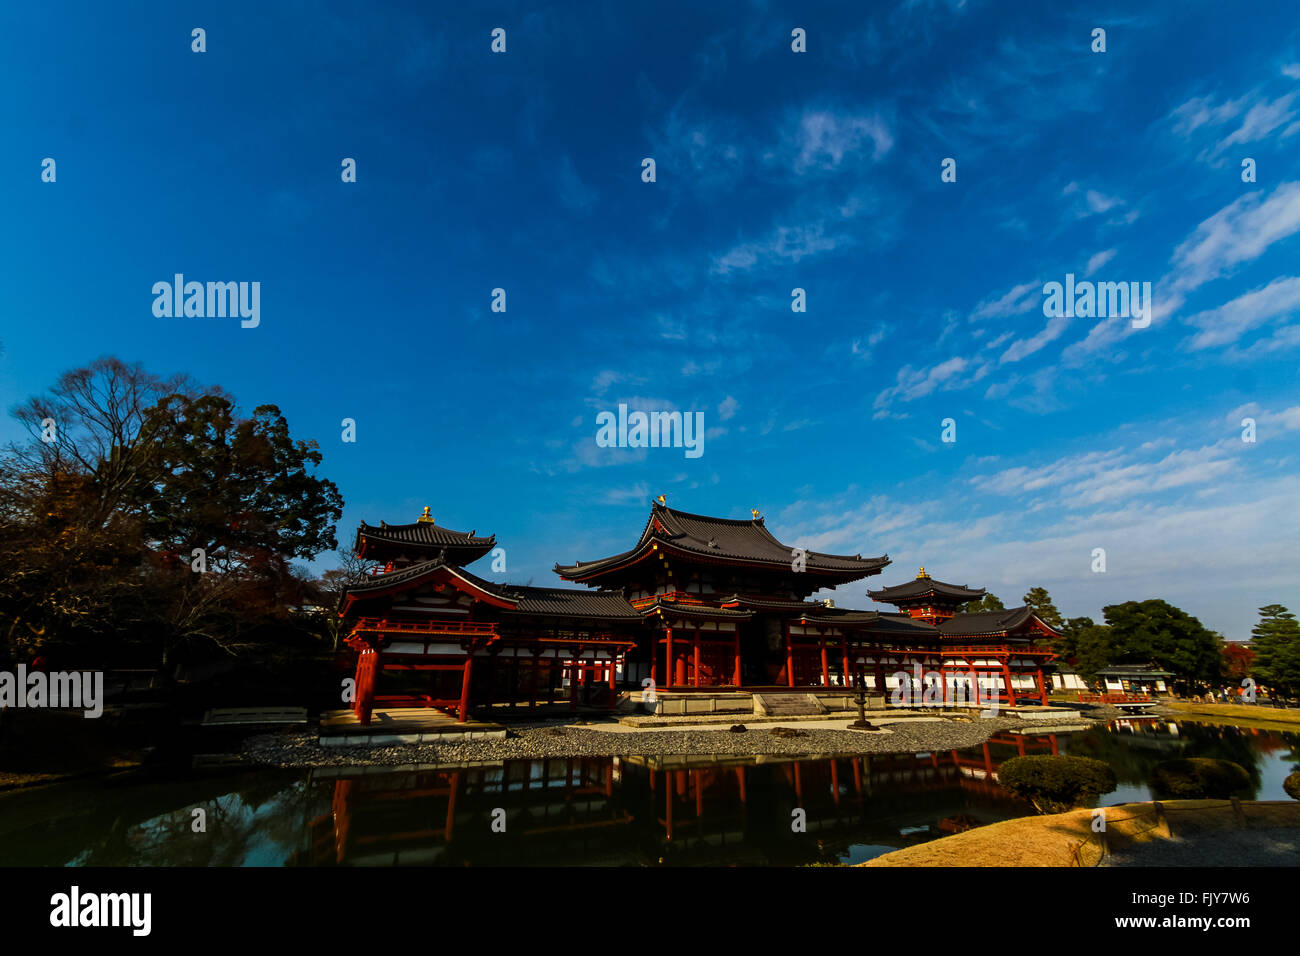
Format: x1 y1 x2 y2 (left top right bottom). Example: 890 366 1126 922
1069 619 1115 682
1251 605 1300 695
1102 599 1223 684
1022 587 1064 630
962 592 1006 613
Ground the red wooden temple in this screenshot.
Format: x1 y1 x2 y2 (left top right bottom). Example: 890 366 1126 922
338 500 1058 723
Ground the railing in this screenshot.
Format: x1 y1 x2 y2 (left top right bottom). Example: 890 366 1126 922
1076 692 1152 704
348 618 499 636
939 644 1055 658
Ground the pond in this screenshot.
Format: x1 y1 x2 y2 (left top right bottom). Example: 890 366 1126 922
0 719 1295 866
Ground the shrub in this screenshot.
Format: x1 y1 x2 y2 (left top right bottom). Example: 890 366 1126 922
1283 770 1300 802
1150 758 1251 799
998 755 1117 814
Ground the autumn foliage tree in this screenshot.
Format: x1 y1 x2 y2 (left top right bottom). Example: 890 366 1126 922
0 357 343 668
1220 642 1255 683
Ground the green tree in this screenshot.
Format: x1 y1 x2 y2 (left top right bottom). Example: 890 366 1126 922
1070 619 1115 683
962 592 1006 613
0 359 342 667
1250 605 1300 696
1022 587 1063 630
1102 599 1223 685
998 755 1117 815
1150 758 1251 800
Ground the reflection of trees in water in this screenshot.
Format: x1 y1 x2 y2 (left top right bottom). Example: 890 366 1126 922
73 775 308 866
1060 721 1293 798
32 722 1300 867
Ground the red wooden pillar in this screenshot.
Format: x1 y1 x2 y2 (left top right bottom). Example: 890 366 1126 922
1049 734 1059 755
650 637 658 688
785 622 794 687
608 654 616 708
830 760 841 805
736 765 747 803
355 649 377 725
675 636 687 686
841 638 850 687
819 637 830 688
457 654 474 723
693 628 701 688
732 630 741 687
665 627 674 689
665 784 673 843
569 656 580 713
1035 666 1048 705
444 770 460 842
1001 661 1017 708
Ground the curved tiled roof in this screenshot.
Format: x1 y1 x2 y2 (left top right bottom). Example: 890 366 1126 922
795 608 940 634
356 519 496 563
641 599 754 621
342 556 639 621
556 502 889 582
937 606 1042 637
342 557 515 606
507 585 642 620
869 576 986 603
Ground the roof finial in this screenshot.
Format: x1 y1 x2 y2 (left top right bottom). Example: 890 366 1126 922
656 494 667 506
917 566 930 579
418 506 434 524
751 508 762 520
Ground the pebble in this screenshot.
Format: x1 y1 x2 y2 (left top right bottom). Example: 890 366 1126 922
242 713 1099 769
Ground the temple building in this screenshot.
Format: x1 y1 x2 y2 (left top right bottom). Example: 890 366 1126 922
337 500 1059 724
339 509 643 724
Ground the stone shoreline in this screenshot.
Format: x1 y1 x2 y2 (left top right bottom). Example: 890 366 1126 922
243 711 1100 770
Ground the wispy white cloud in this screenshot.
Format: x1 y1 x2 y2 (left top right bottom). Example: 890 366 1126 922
1086 249 1117 275
789 109 893 173
873 357 970 415
999 315 1070 364
1226 402 1300 433
972 281 1039 319
1182 275 1300 349
1168 181 1300 294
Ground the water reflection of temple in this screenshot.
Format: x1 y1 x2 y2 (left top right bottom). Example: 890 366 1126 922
299 759 632 866
297 733 1072 866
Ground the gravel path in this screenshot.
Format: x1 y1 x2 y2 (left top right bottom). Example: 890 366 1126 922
243 714 1096 769
1103 828 1300 867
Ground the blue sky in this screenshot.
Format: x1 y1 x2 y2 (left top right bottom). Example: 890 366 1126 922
2 1 1298 640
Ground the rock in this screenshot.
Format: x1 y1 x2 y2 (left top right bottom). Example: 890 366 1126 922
769 727 808 738
729 724 747 733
